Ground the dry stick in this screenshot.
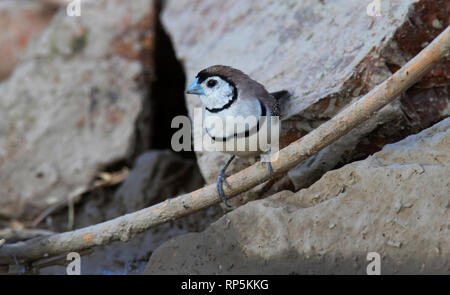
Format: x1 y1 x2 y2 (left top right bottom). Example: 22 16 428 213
0 26 449 266
31 168 129 227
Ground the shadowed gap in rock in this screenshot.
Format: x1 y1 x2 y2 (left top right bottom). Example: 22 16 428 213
149 0 194 160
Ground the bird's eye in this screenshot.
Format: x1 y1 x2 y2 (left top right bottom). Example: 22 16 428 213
207 79 217 88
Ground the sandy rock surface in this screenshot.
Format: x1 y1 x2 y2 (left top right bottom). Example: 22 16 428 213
0 1 56 80
145 118 450 274
0 0 156 219
162 0 449 190
0 0 448 275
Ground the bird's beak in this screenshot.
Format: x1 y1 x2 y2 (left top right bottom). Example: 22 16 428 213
186 78 205 95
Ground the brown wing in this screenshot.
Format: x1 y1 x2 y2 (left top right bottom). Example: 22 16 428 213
238 77 281 117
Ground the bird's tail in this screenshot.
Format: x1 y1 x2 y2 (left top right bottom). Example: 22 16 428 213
270 90 290 101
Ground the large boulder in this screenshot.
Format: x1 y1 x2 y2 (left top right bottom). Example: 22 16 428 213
145 118 450 274
162 0 449 190
0 0 57 81
0 0 156 219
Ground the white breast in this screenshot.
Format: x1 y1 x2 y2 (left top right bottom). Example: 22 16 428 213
203 111 273 157
204 98 262 139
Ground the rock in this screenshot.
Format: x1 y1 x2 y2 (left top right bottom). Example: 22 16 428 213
162 0 449 190
144 118 450 274
108 150 205 217
0 0 156 219
0 1 56 81
39 150 222 275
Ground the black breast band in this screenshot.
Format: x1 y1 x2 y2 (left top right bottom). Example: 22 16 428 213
205 86 238 113
206 100 267 142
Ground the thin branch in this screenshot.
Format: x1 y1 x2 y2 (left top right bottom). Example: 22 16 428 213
31 168 129 227
0 228 54 241
0 26 448 266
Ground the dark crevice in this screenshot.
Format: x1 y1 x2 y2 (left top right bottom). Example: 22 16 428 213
93 1 195 178
148 1 194 160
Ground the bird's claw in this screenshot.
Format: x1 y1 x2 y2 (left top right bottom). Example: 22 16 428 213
263 161 274 179
222 173 231 189
216 155 236 208
217 172 232 208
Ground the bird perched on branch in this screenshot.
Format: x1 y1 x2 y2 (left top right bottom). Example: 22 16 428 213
186 65 288 207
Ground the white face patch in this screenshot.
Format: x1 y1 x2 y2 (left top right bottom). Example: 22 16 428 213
199 76 234 110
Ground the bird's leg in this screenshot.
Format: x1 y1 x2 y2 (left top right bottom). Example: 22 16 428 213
266 161 274 177
217 155 236 208
261 161 274 179
261 149 274 179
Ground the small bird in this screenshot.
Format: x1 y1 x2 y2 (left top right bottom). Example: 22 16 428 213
186 65 287 207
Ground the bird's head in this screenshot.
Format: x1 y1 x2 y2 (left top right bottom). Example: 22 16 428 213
186 65 244 111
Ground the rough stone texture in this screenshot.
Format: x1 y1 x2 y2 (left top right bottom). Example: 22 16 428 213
145 118 450 274
0 0 156 219
38 150 222 275
0 1 56 81
109 150 205 217
162 0 449 189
